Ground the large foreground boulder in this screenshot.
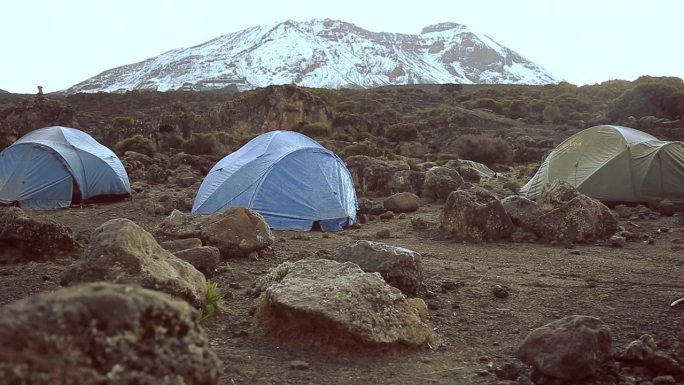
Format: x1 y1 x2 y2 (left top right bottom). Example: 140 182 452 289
0 282 221 385
440 187 513 241
254 259 434 349
538 180 582 209
333 240 424 295
154 207 274 258
0 207 78 261
518 315 614 382
422 166 465 201
62 218 207 308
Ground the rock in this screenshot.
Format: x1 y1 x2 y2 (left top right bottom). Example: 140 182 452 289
0 207 78 262
538 180 582 209
154 209 204 240
357 197 374 214
199 207 274 258
537 195 618 243
175 175 199 188
609 235 627 247
160 237 203 252
253 259 435 349
411 217 429 230
440 187 513 242
289 360 310 370
345 155 410 196
175 246 221 278
653 375 676 385
376 229 391 239
615 204 634 219
62 218 207 308
168 153 215 174
422 166 465 201
501 195 542 233
517 315 613 382
510 228 538 243
495 362 520 381
379 211 395 220
145 164 168 184
493 285 509 298
658 200 675 217
646 351 684 376
122 150 155 167
383 192 420 213
622 334 657 362
390 170 425 196
333 240 424 295
0 282 221 385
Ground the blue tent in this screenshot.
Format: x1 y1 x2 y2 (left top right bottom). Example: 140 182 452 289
192 130 357 231
0 126 131 209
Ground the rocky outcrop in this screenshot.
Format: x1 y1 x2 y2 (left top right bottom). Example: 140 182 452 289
62 218 207 307
345 155 410 196
174 246 221 278
391 170 425 196
333 240 424 295
422 166 465 201
0 282 221 385
501 195 542 233
537 195 618 243
0 207 78 262
518 315 613 382
440 187 513 241
253 259 434 349
537 180 582 209
0 97 79 150
154 207 274 258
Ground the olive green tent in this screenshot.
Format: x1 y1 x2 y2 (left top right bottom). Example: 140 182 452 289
521 125 684 204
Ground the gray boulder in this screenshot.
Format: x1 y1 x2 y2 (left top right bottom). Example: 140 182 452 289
0 282 221 385
391 170 425 196
174 246 221 278
517 315 613 382
345 155 410 196
254 259 434 349
198 207 274 258
160 237 203 252
333 240 423 295
145 164 168 184
537 195 618 243
62 218 207 308
440 187 513 242
422 166 465 201
501 195 543 233
154 209 203 240
0 207 78 262
383 192 420 213
538 180 582 209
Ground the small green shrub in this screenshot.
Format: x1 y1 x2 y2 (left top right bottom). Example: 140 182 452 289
112 116 134 128
385 123 418 142
449 134 513 166
334 100 358 113
199 281 228 321
182 133 223 156
301 122 331 138
342 142 375 157
114 134 156 157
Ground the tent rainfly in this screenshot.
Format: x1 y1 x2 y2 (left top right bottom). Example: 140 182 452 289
192 130 357 231
521 125 684 204
0 126 131 209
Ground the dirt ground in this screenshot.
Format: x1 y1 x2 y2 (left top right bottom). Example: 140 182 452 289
2 184 684 385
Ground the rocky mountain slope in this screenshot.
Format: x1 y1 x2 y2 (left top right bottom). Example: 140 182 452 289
67 19 558 93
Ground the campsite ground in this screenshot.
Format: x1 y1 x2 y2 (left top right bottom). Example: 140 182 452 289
2 184 684 385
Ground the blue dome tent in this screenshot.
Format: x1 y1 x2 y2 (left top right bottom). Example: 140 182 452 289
0 126 131 209
192 130 357 231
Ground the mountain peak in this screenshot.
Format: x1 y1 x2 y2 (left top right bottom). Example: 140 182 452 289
66 19 558 94
421 22 466 34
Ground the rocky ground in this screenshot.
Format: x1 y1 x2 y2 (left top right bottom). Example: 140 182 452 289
1 179 683 385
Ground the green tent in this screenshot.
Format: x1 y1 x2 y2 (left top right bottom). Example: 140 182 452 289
521 125 684 204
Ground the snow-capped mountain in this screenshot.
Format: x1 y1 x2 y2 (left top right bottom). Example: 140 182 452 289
67 19 558 93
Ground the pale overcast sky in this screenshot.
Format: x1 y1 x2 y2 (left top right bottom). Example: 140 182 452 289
1 0 681 93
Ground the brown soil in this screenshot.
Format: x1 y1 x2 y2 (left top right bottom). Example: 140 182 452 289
2 185 683 385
